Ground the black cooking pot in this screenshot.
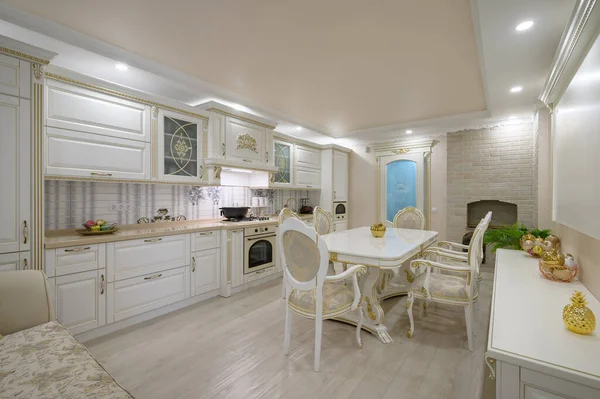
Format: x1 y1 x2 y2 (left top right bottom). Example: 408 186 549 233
219 207 250 219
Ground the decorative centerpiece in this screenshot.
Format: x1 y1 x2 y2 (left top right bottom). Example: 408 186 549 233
563 291 596 335
538 249 578 282
370 223 387 238
77 219 118 235
483 222 552 256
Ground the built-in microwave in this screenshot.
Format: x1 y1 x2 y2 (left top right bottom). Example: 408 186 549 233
334 202 347 220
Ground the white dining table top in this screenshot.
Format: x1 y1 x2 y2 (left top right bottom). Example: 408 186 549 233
321 226 438 266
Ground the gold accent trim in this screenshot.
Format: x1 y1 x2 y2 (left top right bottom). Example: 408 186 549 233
485 356 496 379
33 82 44 271
235 133 258 153
214 166 222 180
391 148 410 154
365 296 377 320
151 107 158 179
44 175 208 186
32 64 45 80
329 252 338 262
151 106 158 119
206 107 276 129
45 73 208 121
404 269 414 283
0 47 50 65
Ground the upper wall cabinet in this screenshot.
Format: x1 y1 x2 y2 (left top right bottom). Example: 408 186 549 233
0 53 31 99
158 109 203 183
271 140 293 187
295 145 321 169
224 116 266 165
45 80 151 142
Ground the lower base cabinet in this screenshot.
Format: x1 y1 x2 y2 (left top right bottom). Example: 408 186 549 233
0 252 29 272
334 221 348 232
107 267 189 323
191 248 220 296
54 269 106 335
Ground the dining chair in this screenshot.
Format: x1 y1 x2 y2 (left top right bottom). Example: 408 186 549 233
279 217 367 371
313 206 334 236
393 206 426 230
405 222 485 352
279 208 301 299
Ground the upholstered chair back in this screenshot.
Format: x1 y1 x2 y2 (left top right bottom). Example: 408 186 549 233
393 206 426 230
313 206 333 236
279 208 300 224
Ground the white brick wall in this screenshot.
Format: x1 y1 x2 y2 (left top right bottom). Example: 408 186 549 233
446 123 536 242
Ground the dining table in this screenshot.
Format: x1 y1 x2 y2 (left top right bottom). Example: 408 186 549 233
321 226 438 343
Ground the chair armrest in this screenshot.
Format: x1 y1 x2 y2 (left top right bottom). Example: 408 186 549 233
410 259 471 274
436 240 469 250
423 247 468 261
326 265 367 310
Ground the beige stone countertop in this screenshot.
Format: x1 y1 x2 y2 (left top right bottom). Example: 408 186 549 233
44 213 314 249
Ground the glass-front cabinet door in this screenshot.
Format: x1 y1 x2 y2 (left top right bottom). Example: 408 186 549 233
271 140 293 187
158 109 203 183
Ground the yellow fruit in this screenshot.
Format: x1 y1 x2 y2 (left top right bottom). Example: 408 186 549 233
96 219 106 226
90 225 101 231
532 245 544 256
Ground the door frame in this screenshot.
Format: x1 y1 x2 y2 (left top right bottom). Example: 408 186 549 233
374 140 436 230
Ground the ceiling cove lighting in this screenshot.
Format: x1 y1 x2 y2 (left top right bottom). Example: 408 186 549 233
508 116 517 120
296 126 303 131
515 20 534 32
510 86 523 93
115 63 128 71
405 130 413 134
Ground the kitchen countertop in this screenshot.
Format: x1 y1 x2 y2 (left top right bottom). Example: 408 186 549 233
45 214 314 249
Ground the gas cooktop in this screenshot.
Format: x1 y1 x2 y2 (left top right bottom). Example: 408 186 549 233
222 216 271 222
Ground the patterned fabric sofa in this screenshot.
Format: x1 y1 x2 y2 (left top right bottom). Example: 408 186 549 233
0 271 133 398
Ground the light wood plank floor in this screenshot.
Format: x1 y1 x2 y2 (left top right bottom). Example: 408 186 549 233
86 273 494 399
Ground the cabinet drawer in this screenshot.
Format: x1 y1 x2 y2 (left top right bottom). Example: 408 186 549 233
295 145 321 169
107 266 189 322
45 127 151 180
243 266 274 284
295 167 321 188
107 234 189 282
0 252 21 272
192 230 220 251
46 79 151 142
45 244 105 277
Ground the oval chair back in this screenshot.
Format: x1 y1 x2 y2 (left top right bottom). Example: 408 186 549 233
313 206 333 236
393 206 425 230
279 207 300 224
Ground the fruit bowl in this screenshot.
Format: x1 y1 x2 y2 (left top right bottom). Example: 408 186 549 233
538 250 578 282
370 223 387 238
77 219 118 235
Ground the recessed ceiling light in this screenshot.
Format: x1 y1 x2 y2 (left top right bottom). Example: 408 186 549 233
115 63 128 71
406 130 413 134
510 86 523 93
296 126 303 131
515 20 534 32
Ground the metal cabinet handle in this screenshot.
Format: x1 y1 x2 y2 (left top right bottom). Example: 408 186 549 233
23 221 28 244
306 185 312 188
192 256 196 272
198 231 213 236
333 191 336 200
242 159 252 163
199 164 204 179
144 273 163 280
144 238 163 243
64 246 91 252
265 151 269 163
101 274 105 295
91 172 113 177
232 229 243 233
23 258 28 270
222 143 226 156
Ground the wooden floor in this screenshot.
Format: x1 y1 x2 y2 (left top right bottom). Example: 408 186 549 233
86 273 494 399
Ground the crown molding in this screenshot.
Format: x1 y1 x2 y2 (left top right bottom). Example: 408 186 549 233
539 0 600 105
197 101 277 129
0 34 56 64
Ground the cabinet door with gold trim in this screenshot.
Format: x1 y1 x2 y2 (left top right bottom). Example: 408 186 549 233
158 109 203 183
271 140 293 187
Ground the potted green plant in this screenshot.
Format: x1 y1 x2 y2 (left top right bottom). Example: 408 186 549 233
483 222 552 252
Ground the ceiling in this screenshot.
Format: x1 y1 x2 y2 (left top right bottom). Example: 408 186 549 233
0 0 575 143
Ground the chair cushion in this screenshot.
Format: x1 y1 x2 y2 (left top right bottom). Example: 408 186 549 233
289 281 354 317
411 273 474 301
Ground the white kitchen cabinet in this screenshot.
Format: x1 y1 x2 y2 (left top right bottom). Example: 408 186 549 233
54 269 106 335
0 252 30 272
0 93 30 255
0 54 30 98
191 230 220 252
228 229 245 288
295 145 321 169
295 166 321 189
45 127 151 180
333 150 349 202
45 79 151 142
224 116 266 165
107 234 189 282
158 109 204 183
45 244 105 278
191 248 220 296
271 140 294 187
107 266 189 323
333 220 348 232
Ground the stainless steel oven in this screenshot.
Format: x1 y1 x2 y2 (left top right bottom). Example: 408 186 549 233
334 201 347 221
244 225 276 274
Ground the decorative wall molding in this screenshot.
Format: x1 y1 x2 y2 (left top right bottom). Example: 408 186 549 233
539 0 600 105
0 35 56 64
373 139 437 158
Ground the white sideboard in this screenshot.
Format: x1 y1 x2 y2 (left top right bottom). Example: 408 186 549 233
487 249 600 399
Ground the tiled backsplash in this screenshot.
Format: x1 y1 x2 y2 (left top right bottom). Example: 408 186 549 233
45 181 319 230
